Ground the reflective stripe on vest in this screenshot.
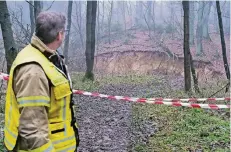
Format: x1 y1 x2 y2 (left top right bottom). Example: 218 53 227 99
18 140 55 152
17 96 50 107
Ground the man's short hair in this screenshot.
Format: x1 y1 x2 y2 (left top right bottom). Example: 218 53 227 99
35 11 66 44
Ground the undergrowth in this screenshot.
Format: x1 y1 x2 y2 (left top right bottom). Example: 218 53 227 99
132 105 230 152
71 72 157 91
130 77 230 152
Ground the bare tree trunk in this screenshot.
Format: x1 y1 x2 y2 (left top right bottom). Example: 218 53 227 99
101 1 104 34
190 54 200 93
115 1 121 26
73 1 84 50
196 2 204 56
202 1 212 40
34 1 43 20
170 2 175 38
78 2 84 49
0 0 18 73
96 1 100 49
189 1 195 45
182 1 191 92
213 2 219 33
29 0 35 41
135 1 143 27
152 1 155 32
216 1 230 86
143 13 151 38
85 1 97 81
108 1 113 44
135 1 139 26
180 4 183 36
64 0 73 64
122 1 127 35
147 1 152 26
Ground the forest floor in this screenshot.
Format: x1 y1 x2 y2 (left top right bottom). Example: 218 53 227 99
0 67 230 152
71 72 230 152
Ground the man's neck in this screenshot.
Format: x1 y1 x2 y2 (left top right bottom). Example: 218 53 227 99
46 43 58 51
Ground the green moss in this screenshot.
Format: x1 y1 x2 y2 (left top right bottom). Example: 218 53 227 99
71 72 156 91
132 93 230 151
130 75 230 151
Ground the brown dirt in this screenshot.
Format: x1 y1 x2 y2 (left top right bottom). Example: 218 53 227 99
94 50 223 83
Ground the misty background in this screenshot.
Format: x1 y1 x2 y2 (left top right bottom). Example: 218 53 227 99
0 1 229 57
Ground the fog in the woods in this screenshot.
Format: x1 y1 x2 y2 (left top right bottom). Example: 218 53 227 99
1 1 230 56
0 0 230 89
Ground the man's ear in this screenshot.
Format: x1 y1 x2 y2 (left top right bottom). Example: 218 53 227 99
57 32 62 41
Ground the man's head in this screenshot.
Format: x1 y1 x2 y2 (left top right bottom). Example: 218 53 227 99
35 11 66 50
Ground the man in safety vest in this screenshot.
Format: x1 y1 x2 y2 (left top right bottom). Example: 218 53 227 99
4 11 79 151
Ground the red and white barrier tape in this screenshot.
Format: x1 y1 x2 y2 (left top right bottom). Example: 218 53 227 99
0 73 230 109
73 90 230 109
0 73 9 81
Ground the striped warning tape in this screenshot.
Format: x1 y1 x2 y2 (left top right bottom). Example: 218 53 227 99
0 72 9 81
0 72 230 109
73 90 230 109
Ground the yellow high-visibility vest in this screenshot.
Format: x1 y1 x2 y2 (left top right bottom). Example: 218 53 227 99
4 44 78 151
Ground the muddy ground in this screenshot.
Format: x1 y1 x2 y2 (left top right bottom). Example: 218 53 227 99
75 77 172 152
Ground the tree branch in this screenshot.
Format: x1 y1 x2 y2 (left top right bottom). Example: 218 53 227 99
25 0 35 8
45 0 55 11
